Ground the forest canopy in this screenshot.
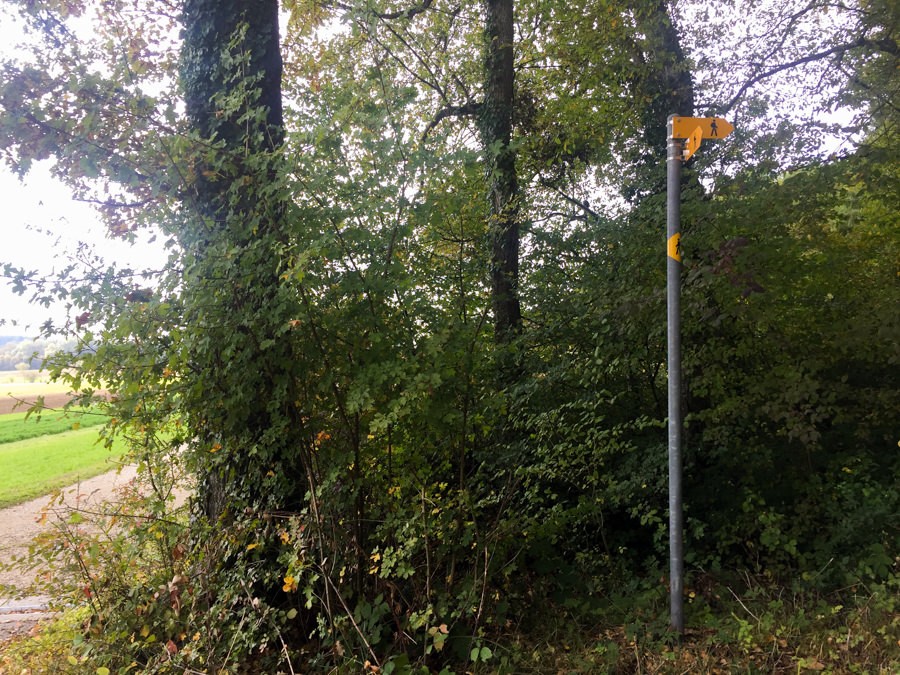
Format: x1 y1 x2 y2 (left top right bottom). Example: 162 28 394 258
0 0 897 672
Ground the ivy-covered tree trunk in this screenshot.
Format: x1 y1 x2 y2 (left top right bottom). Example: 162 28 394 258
624 1 695 200
182 0 284 150
637 0 694 152
179 0 305 520
481 0 522 344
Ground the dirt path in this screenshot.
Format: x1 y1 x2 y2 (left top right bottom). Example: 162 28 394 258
0 386 145 646
0 466 139 644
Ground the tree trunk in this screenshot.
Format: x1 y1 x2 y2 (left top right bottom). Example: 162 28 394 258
480 0 522 344
625 1 695 201
180 0 293 521
638 1 695 153
182 0 283 149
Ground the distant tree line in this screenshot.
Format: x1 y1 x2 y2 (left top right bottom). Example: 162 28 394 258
0 336 75 371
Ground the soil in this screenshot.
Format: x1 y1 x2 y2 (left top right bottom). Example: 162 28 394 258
0 392 74 415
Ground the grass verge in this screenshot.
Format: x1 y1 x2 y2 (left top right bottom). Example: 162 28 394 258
1 575 896 673
0 428 124 508
492 574 900 674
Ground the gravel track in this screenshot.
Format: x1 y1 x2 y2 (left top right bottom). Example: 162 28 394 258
0 466 139 644
0 394 188 649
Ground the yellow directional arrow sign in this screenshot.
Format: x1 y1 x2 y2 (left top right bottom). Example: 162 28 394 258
670 116 733 140
682 125 703 161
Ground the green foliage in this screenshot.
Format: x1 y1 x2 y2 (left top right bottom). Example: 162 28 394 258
0 0 897 671
675 147 900 581
0 604 95 673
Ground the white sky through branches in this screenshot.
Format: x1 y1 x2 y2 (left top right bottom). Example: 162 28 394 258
0 7 167 337
0 162 168 337
0 1 869 336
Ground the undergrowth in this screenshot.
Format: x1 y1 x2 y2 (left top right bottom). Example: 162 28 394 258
3 559 897 673
500 571 900 674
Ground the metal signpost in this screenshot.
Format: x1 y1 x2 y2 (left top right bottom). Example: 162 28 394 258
666 115 733 634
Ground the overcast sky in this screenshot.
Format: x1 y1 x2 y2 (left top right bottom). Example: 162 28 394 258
0 160 168 337
0 6 168 338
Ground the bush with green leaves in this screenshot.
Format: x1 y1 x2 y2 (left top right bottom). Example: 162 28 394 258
1 0 897 671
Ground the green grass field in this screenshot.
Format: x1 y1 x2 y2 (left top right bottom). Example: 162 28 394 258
0 428 125 509
0 371 123 509
0 409 108 444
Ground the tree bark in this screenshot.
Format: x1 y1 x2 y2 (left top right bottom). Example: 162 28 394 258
180 0 291 521
638 1 695 153
480 0 522 344
625 1 695 201
182 0 283 149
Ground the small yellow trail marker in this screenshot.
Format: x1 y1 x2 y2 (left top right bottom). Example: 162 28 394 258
683 125 703 161
667 233 681 262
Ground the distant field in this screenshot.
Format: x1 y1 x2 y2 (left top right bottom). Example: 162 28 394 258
0 370 101 416
0 369 61 387
0 408 108 444
0 428 125 508
0 370 120 507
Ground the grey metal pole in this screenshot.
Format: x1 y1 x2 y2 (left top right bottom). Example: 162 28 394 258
666 117 685 634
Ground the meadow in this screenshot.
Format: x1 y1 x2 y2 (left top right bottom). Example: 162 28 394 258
0 409 107 444
0 368 61 388
0 429 124 508
0 371 121 508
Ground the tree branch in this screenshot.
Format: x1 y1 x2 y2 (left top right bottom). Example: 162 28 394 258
421 101 482 139
373 0 434 20
719 35 899 114
539 179 602 221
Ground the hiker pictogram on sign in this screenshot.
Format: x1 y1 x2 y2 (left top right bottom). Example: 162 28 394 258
669 116 734 140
